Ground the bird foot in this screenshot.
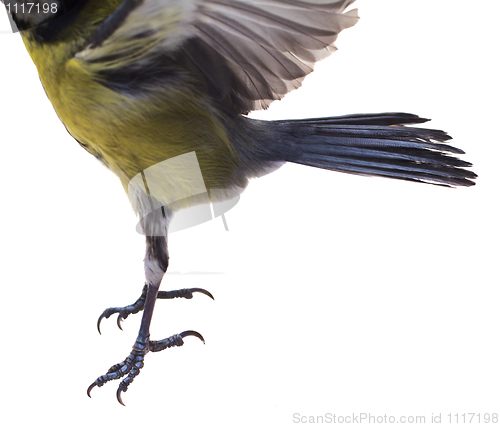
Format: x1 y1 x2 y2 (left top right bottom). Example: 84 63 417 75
97 285 214 333
87 330 205 405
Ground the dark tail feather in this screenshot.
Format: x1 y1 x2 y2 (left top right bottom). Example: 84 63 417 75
274 112 430 126
274 113 476 187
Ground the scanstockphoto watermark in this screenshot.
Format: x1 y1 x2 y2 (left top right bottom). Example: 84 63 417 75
128 152 240 235
292 412 499 424
293 413 427 424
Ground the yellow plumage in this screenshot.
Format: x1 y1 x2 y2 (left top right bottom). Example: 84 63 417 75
21 0 241 210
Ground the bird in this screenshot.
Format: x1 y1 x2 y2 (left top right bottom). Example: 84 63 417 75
4 0 476 405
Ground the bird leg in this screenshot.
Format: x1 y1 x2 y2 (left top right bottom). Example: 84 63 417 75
97 284 214 333
88 282 206 405
88 222 211 405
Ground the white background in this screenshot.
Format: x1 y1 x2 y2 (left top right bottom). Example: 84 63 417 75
0 0 498 425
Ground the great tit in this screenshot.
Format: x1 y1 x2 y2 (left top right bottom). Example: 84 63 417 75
4 0 476 405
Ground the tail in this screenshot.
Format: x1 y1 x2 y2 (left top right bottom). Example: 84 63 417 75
272 113 476 187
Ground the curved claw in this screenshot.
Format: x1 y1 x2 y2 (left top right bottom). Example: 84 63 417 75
190 288 215 300
97 309 128 333
97 314 106 335
116 388 126 406
180 330 205 344
117 315 124 331
87 382 97 398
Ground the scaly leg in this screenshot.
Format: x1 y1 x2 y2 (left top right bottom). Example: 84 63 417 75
97 284 213 333
88 282 205 405
88 219 210 405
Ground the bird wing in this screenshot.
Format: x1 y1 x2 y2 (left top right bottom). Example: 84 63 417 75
76 0 358 114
